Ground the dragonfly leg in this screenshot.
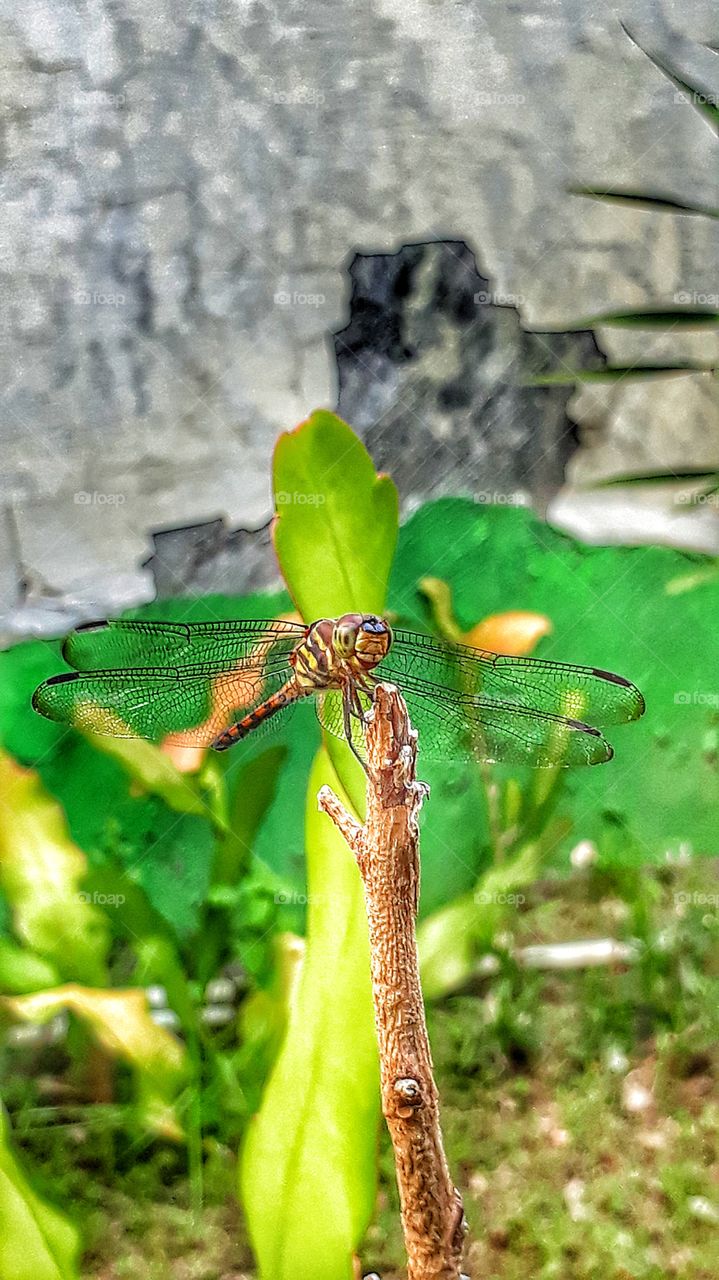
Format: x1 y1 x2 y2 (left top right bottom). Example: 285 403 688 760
343 682 369 774
351 677 377 724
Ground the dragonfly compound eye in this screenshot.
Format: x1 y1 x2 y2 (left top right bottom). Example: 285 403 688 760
333 617 360 657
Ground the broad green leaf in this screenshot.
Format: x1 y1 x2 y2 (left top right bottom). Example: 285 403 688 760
231 932 305 1119
241 749 379 1280
4 985 189 1141
243 412 397 1274
0 753 109 985
216 744 288 884
273 409 399 808
273 409 398 622
0 1105 80 1280
126 807 216 939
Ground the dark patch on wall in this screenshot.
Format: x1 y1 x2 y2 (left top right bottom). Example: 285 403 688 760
146 240 604 601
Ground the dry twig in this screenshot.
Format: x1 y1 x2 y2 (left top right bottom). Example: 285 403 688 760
319 683 466 1280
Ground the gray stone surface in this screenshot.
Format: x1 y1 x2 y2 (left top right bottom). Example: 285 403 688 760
1 0 718 638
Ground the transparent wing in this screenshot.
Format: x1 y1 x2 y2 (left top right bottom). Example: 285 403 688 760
62 617 305 672
315 687 373 760
316 684 612 767
381 629 645 727
400 688 613 767
33 663 295 748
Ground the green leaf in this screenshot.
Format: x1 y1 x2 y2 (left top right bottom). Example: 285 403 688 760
272 409 399 809
621 23 719 133
127 808 216 940
569 186 719 219
419 840 543 998
232 706 320 891
0 938 58 995
273 409 398 622
586 468 719 489
0 1104 80 1280
522 366 711 386
0 753 109 985
573 310 719 328
240 749 379 1280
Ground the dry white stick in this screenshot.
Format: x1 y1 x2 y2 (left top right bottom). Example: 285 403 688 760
319 683 466 1280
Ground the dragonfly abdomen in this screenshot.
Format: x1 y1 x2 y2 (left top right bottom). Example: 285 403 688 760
211 680 301 751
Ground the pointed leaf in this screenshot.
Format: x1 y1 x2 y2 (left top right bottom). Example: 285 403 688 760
272 409 398 621
0 1105 80 1280
241 749 379 1280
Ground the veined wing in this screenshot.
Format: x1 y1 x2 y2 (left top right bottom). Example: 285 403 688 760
62 617 306 672
315 685 612 767
400 687 613 767
32 661 295 748
381 629 645 727
315 688 372 758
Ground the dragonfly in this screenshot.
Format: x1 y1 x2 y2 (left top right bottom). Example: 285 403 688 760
32 612 645 769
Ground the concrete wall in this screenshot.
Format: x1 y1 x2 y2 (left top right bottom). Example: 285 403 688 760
1 0 717 639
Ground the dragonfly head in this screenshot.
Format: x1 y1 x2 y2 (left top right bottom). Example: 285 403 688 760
333 613 392 668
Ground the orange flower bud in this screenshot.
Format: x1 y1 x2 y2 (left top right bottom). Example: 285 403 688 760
463 610 552 656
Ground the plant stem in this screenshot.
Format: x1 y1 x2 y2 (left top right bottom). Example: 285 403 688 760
319 683 466 1280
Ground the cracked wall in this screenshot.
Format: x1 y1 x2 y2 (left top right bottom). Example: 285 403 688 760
1 0 718 640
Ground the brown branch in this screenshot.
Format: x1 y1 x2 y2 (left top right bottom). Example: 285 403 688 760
318 683 467 1280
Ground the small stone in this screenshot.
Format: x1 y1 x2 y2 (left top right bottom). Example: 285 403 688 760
622 1075 653 1114
145 984 168 1009
201 1004 236 1028
688 1196 719 1224
570 839 598 869
204 977 236 1005
564 1177 590 1222
150 1008 181 1032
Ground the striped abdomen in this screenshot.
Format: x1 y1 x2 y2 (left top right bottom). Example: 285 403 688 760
211 680 300 751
